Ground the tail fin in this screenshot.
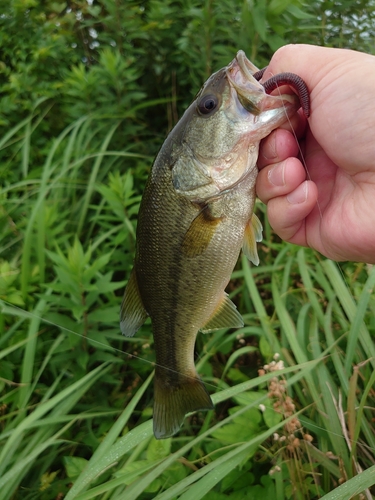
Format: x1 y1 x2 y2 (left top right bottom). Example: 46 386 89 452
153 372 214 439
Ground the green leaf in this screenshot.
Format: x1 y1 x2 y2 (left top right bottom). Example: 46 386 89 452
263 406 282 428
212 407 261 444
222 346 258 379
268 0 293 15
287 4 315 19
146 437 171 461
259 336 273 360
64 457 89 479
319 464 375 500
252 1 267 41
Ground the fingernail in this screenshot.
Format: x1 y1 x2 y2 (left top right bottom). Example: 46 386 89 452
268 163 285 187
287 182 308 204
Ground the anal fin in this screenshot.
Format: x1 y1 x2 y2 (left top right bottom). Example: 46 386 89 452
242 213 263 266
200 293 243 333
120 268 148 337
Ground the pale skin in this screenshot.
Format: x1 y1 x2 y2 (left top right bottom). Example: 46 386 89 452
256 44 375 263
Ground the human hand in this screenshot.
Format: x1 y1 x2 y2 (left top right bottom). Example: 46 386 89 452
256 44 375 263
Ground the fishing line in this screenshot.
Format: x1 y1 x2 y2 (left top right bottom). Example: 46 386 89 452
257 78 375 452
2 298 375 455
1 299 227 388
1 300 271 398
266 71 323 220
0 300 277 395
2 90 371 454
0 81 371 442
267 75 359 306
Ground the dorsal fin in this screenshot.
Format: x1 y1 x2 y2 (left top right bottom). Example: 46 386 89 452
242 213 263 266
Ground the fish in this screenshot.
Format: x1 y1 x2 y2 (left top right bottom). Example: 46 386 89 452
120 50 308 439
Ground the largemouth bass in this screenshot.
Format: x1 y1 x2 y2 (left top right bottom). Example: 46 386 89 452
121 50 308 439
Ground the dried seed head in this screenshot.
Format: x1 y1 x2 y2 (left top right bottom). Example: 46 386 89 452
269 465 281 475
303 433 313 442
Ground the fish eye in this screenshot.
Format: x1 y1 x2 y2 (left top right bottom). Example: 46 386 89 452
197 94 218 115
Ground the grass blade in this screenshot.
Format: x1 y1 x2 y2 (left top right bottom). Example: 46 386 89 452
65 372 154 498
319 464 375 500
344 265 375 374
241 255 281 353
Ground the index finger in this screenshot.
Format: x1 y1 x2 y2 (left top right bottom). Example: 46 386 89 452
262 44 344 90
258 128 299 169
258 109 307 169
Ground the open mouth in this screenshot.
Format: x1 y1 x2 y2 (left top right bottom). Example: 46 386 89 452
235 50 260 80
226 51 300 116
225 53 264 116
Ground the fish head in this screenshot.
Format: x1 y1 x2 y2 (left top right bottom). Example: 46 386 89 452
171 50 300 202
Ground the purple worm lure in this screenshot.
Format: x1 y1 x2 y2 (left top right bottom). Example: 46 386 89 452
253 67 310 117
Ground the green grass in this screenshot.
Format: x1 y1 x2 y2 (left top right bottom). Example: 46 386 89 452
1 112 375 500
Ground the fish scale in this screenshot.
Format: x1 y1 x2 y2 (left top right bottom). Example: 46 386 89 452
120 50 307 439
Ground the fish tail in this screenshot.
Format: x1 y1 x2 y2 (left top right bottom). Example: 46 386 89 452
153 369 214 439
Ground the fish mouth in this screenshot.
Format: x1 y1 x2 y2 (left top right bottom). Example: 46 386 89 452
173 51 301 203
226 50 299 116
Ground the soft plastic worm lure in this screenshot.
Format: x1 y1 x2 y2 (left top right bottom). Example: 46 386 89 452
253 67 310 117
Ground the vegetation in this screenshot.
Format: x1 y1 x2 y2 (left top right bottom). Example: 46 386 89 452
1 0 375 498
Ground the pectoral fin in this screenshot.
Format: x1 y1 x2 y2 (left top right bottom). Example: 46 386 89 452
242 213 263 266
181 206 223 258
200 293 244 333
120 268 148 337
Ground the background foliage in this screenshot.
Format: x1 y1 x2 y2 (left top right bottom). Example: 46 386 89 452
1 0 375 498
